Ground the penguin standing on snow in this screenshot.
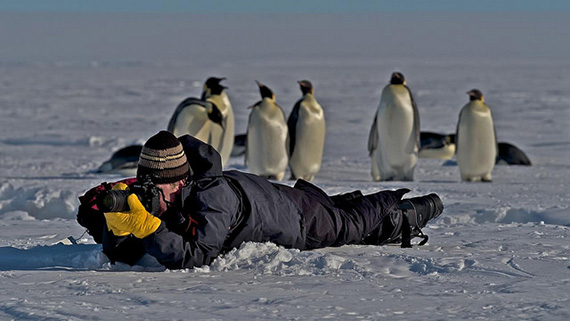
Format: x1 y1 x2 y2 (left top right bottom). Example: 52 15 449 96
456 89 498 182
202 77 235 167
368 72 420 181
246 81 289 181
287 80 325 181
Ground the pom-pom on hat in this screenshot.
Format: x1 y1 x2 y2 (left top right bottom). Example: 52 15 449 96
137 131 189 184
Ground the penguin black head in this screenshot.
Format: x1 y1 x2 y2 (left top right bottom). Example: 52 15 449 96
206 103 224 129
202 77 227 99
390 72 406 85
255 80 275 100
467 89 484 102
298 80 314 96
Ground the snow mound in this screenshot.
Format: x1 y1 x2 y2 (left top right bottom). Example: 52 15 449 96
196 242 369 276
0 182 78 220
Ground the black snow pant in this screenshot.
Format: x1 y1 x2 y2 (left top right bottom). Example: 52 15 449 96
277 180 410 250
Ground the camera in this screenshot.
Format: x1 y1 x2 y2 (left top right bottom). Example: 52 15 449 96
97 176 161 216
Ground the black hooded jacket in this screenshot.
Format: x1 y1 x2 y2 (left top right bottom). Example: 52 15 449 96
142 135 306 269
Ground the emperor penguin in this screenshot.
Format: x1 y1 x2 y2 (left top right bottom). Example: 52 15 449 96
231 133 247 157
287 80 325 181
167 96 224 144
368 72 420 181
202 77 235 167
419 131 456 160
456 89 498 182
496 142 532 166
96 144 143 176
246 81 289 181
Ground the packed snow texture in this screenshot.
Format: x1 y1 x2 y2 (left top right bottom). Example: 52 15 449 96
0 12 569 321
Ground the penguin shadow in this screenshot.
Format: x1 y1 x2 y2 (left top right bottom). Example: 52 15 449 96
0 243 102 271
416 178 460 184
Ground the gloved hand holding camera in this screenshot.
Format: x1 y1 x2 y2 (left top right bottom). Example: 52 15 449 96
104 194 162 239
101 178 162 239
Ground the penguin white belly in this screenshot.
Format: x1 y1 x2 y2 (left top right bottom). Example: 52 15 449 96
419 144 456 159
207 94 234 167
289 105 325 180
172 105 211 143
457 105 496 181
247 107 288 180
372 87 418 181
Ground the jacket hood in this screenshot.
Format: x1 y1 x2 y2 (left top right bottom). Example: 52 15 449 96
178 135 223 179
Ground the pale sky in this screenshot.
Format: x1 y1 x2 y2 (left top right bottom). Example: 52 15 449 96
0 1 568 63
0 0 568 13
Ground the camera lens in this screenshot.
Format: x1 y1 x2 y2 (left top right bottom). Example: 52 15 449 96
98 190 130 212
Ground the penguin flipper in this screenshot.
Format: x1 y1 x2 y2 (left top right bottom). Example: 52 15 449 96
279 103 290 157
405 85 421 149
287 100 301 157
368 111 379 156
455 109 463 155
492 111 499 159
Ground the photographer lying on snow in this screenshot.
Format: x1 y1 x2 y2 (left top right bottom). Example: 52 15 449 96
77 131 444 270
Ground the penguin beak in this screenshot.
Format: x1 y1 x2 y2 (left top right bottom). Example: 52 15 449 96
255 80 263 87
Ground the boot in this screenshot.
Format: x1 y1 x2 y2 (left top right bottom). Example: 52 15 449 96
398 193 444 230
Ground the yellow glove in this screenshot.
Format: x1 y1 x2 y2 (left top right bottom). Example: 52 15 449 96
112 182 129 191
104 194 162 239
102 182 132 236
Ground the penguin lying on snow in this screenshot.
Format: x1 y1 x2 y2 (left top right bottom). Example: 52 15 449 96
287 80 325 181
419 131 456 159
96 144 142 176
231 133 247 157
419 131 532 165
246 81 289 181
368 72 420 181
496 142 532 166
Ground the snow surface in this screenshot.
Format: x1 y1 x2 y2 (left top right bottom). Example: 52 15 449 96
1 12 569 321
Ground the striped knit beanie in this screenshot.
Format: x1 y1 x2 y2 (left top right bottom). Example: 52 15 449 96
137 131 189 184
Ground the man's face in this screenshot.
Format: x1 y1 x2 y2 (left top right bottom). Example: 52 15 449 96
155 180 184 215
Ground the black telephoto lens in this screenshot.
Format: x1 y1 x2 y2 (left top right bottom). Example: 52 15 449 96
98 190 130 212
